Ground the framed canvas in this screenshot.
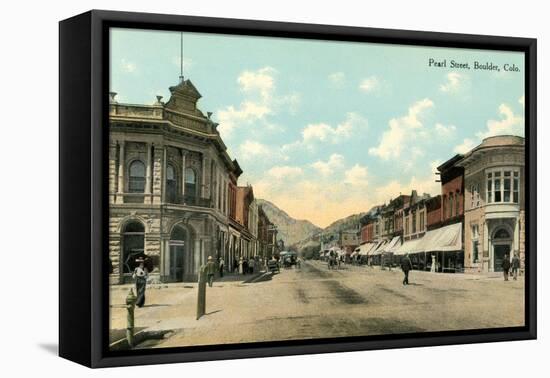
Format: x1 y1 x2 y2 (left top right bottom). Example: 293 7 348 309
59 10 537 368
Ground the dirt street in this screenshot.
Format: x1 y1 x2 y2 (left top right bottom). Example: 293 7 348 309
109 260 524 349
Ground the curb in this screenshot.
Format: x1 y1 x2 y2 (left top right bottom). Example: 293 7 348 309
109 329 173 351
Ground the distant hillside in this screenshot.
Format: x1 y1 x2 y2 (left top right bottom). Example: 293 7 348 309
291 210 373 252
256 199 322 247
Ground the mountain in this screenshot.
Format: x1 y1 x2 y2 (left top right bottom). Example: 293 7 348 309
322 212 367 235
256 199 322 247
290 212 367 251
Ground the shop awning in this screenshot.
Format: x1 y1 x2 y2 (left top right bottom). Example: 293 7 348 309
357 242 374 256
394 223 462 255
394 237 422 255
379 236 401 254
422 223 462 252
370 240 388 256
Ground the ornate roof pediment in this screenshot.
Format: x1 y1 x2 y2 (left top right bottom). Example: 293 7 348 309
165 79 203 115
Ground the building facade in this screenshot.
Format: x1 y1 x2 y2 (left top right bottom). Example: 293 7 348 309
403 191 430 241
109 79 249 283
458 136 526 273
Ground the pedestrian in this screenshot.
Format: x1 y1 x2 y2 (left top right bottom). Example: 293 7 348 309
511 253 520 280
233 258 238 274
502 253 511 281
219 257 225 278
132 257 148 307
243 258 249 275
401 253 413 285
430 254 436 273
249 257 255 274
206 256 216 287
238 256 244 275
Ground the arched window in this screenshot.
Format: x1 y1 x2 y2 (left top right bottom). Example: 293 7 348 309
166 164 177 203
128 160 145 193
184 168 197 204
171 226 187 242
122 221 145 275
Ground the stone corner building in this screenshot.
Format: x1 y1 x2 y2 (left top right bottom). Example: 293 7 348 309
108 79 248 284
458 135 526 273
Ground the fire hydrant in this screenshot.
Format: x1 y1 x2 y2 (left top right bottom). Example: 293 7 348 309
126 288 137 348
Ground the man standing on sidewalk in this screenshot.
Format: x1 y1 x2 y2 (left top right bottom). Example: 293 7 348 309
511 254 520 280
401 253 413 286
206 256 216 287
502 253 511 281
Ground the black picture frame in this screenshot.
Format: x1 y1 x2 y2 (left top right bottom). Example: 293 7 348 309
59 9 537 368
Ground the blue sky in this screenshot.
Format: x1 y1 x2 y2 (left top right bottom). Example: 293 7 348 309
110 28 525 228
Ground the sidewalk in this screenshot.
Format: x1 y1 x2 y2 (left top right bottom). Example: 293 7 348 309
110 269 267 291
109 269 269 348
306 259 524 282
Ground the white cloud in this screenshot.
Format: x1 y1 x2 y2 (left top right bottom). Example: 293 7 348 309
359 76 380 93
344 164 369 187
284 112 368 152
216 66 300 139
328 72 345 86
238 140 271 160
217 102 271 137
311 154 345 176
476 103 524 140
435 123 456 137
454 138 476 154
267 165 303 180
440 72 464 93
120 58 137 73
369 98 434 160
237 67 275 101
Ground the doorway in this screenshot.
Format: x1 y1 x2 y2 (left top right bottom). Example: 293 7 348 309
493 244 510 272
169 226 187 281
492 227 512 272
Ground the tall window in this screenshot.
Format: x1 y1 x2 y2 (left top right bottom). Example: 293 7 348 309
470 183 480 209
471 224 479 263
412 211 417 233
487 169 520 204
449 193 454 218
513 172 519 203
487 173 493 203
184 168 197 203
419 210 425 231
455 190 460 215
494 172 502 202
166 164 177 203
128 160 145 193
